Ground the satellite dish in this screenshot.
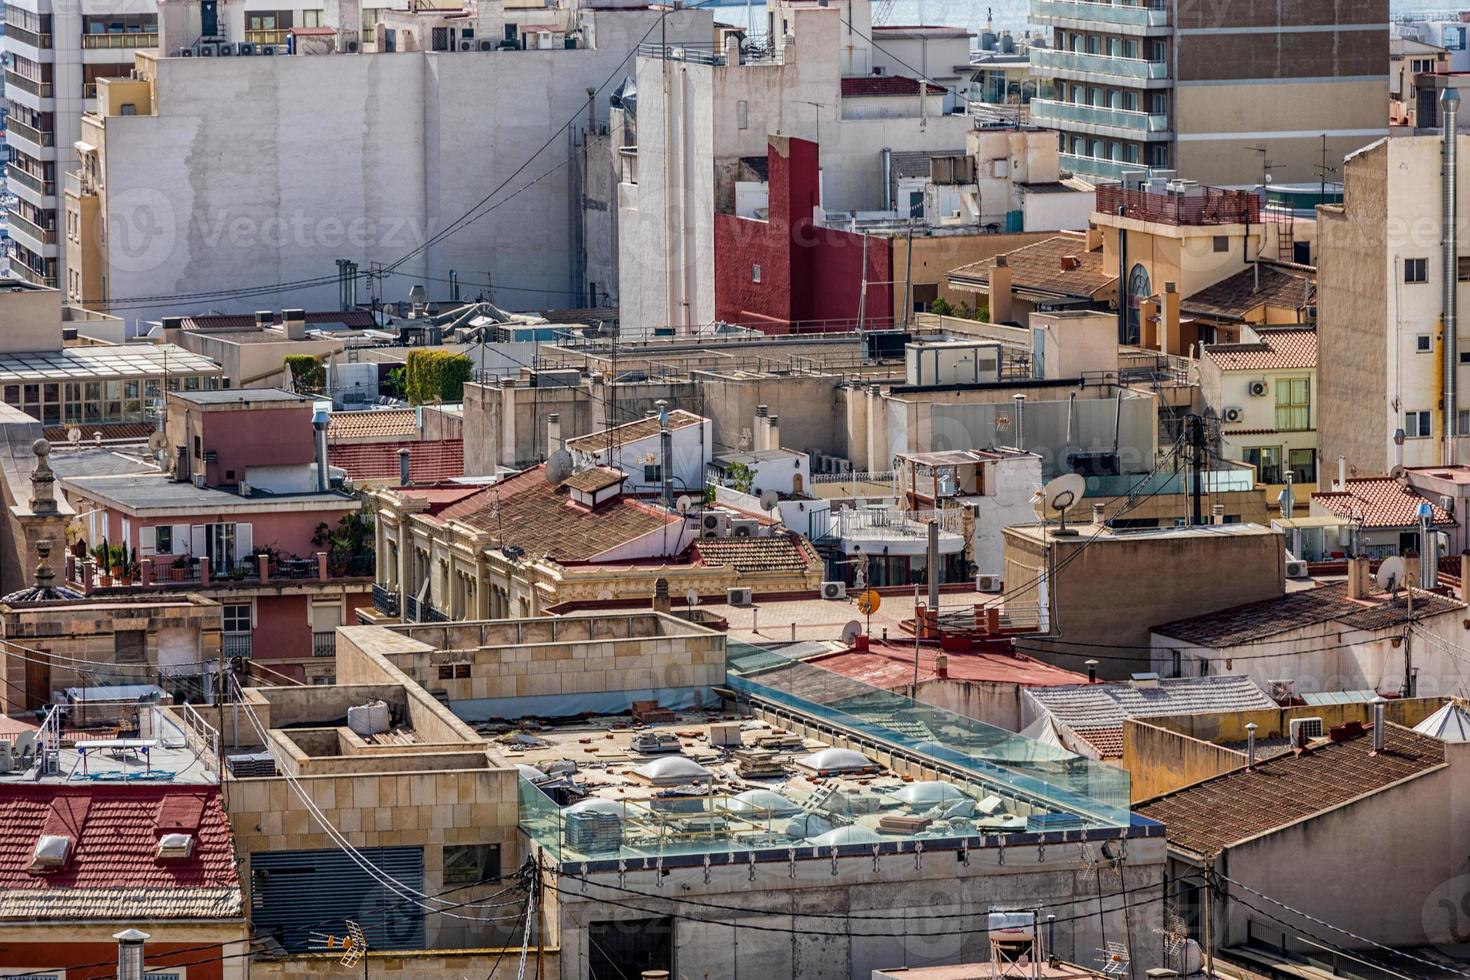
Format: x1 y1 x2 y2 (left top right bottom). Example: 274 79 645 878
759 489 779 511
685 588 700 607
1376 555 1406 593
66 427 81 445
147 431 168 453
544 449 573 486
676 495 693 514
840 620 862 645
1042 473 1087 535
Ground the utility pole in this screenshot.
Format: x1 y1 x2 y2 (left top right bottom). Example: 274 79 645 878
902 221 915 330
857 232 869 337
1186 414 1206 526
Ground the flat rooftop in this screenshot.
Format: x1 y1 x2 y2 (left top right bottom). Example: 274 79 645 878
170 388 310 406
0 709 216 786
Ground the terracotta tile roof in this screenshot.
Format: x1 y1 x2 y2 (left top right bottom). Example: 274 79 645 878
1313 477 1457 529
42 422 155 444
1202 327 1317 372
566 410 705 454
841 75 946 97
1069 725 1125 759
328 439 464 483
436 466 678 561
181 311 376 331
1135 724 1446 858
326 409 419 442
1026 676 1279 731
1153 581 1466 647
948 233 1116 301
693 533 821 574
1184 265 1315 323
0 785 242 921
561 467 627 493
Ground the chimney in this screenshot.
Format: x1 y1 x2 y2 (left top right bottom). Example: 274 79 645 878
1445 88 1462 464
1338 454 1347 491
254 310 273 328
934 652 949 678
1245 722 1258 770
1371 696 1387 754
766 414 781 453
989 256 1014 324
160 317 184 345
651 577 671 614
1347 555 1371 599
1092 502 1106 525
1461 552 1470 602
1139 295 1160 351
1085 224 1103 252
312 409 330 493
283 308 307 341
398 448 411 487
547 413 562 454
1013 394 1026 450
1404 549 1421 593
1212 503 1225 525
1086 659 1098 684
657 399 673 509
754 405 769 451
1161 283 1182 356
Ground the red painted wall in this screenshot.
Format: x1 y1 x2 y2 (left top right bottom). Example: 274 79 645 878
197 405 316 486
714 135 894 333
2 940 228 979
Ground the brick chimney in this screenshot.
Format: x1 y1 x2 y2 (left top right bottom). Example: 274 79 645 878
1347 555 1371 599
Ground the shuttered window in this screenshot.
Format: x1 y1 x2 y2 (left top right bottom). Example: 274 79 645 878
250 847 425 951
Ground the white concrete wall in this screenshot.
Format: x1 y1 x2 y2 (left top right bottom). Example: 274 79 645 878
94 8 710 324
969 454 1043 576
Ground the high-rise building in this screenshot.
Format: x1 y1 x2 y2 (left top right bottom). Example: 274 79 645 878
1028 0 1387 186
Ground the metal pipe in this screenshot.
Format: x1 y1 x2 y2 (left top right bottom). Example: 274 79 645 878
312 410 330 493
881 147 893 211
1245 722 1258 769
658 399 673 509
1448 90 1463 464
1013 394 1026 451
1372 697 1386 753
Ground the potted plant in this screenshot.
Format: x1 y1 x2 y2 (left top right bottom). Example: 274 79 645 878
170 555 190 582
108 544 126 583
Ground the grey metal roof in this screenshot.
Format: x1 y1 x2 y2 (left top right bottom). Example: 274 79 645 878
0 343 219 382
172 387 307 405
63 474 353 512
1026 675 1279 729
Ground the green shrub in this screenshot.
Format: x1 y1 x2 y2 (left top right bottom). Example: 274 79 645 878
405 350 473 405
285 354 325 393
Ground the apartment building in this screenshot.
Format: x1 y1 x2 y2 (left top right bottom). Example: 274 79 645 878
1028 0 1387 186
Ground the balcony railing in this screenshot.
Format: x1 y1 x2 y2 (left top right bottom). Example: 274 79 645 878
826 506 968 540
1097 184 1263 226
7 209 57 247
1030 47 1168 82
223 631 253 659
1029 98 1169 134
404 595 449 623
6 163 56 198
244 28 289 44
81 31 159 49
1061 153 1146 181
7 262 57 288
1031 0 1169 29
372 582 401 616
4 71 54 99
5 117 55 148
311 631 336 658
64 552 373 593
810 470 896 485
4 24 53 48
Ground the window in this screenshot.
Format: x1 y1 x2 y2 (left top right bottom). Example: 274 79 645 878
1406 410 1433 438
1288 449 1316 485
643 463 662 483
1419 334 1433 353
442 844 501 886
1213 236 1229 253
155 525 173 554
223 603 251 633
1243 446 1282 484
751 264 761 283
1459 256 1470 282
1275 378 1311 431
736 100 748 130
1405 257 1428 283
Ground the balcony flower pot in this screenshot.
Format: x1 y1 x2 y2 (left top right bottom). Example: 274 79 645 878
98 573 113 587
110 564 124 579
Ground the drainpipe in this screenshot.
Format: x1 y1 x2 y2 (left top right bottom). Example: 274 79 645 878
1445 89 1462 465
1116 206 1128 344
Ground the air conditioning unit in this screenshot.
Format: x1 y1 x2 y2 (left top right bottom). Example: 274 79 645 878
730 519 760 538
196 42 217 56
344 39 361 53
237 42 257 55
458 38 476 51
259 44 277 55
191 473 206 489
1285 559 1308 579
1267 678 1296 702
216 41 234 55
1222 406 1244 424
701 513 732 538
820 581 846 600
1248 380 1269 397
1288 716 1324 743
1441 494 1456 516
976 574 1002 593
175 47 194 57
478 38 496 50
727 587 753 607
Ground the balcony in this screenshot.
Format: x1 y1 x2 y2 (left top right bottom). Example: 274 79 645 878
7 209 58 248
4 71 54 99
81 31 160 49
6 163 56 199
403 595 449 623
311 631 336 658
1096 184 1263 226
1031 0 1169 32
1061 153 1147 181
223 632 253 658
1028 98 1170 139
1030 47 1168 85
64 552 374 595
5 24 53 49
5 116 56 149
372 582 401 617
7 261 57 289
244 28 289 44
818 506 968 558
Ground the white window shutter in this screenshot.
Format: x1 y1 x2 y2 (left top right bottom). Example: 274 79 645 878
235 522 253 559
172 524 190 555
190 524 206 557
138 525 156 557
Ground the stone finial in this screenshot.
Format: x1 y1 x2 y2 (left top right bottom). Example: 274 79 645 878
29 439 57 515
33 538 54 589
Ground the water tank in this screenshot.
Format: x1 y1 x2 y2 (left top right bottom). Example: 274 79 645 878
999 32 1015 54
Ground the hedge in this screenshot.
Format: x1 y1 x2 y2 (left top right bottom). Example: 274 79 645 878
284 354 325 392
405 349 473 405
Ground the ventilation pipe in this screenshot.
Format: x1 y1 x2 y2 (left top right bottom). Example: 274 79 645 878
1337 454 1347 491
1372 696 1387 754
399 448 411 487
657 399 673 509
881 148 894 211
1245 722 1258 770
115 930 149 980
547 413 562 455
1013 394 1026 451
1445 88 1462 465
312 410 330 493
1395 427 1406 471
1085 659 1098 684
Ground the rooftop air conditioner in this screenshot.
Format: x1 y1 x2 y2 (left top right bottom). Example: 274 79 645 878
259 44 277 55
478 38 495 51
458 38 476 51
820 581 846 600
730 519 760 538
343 39 361 53
196 42 217 56
701 513 731 538
216 41 234 55
727 587 753 607
1285 559 1308 579
1222 406 1244 424
976 573 1002 593
237 41 256 55
175 47 194 57
1248 380 1269 397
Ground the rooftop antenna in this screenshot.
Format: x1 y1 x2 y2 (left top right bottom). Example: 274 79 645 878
1040 473 1086 536
1377 555 1406 596
544 448 573 486
308 920 367 967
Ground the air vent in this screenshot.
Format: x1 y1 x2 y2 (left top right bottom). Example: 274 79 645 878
157 832 195 860
31 834 70 871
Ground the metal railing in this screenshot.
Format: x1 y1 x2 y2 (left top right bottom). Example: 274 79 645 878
6 163 55 198
4 24 52 48
1031 0 1169 29
5 116 55 147
312 631 336 658
372 582 401 616
1097 184 1263 226
1030 47 1168 81
80 31 158 48
404 595 449 623
174 703 220 770
4 70 53 98
1060 153 1146 181
222 631 253 658
810 470 895 485
6 209 57 246
829 506 967 539
8 262 57 288
1028 98 1169 134
244 28 289 43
